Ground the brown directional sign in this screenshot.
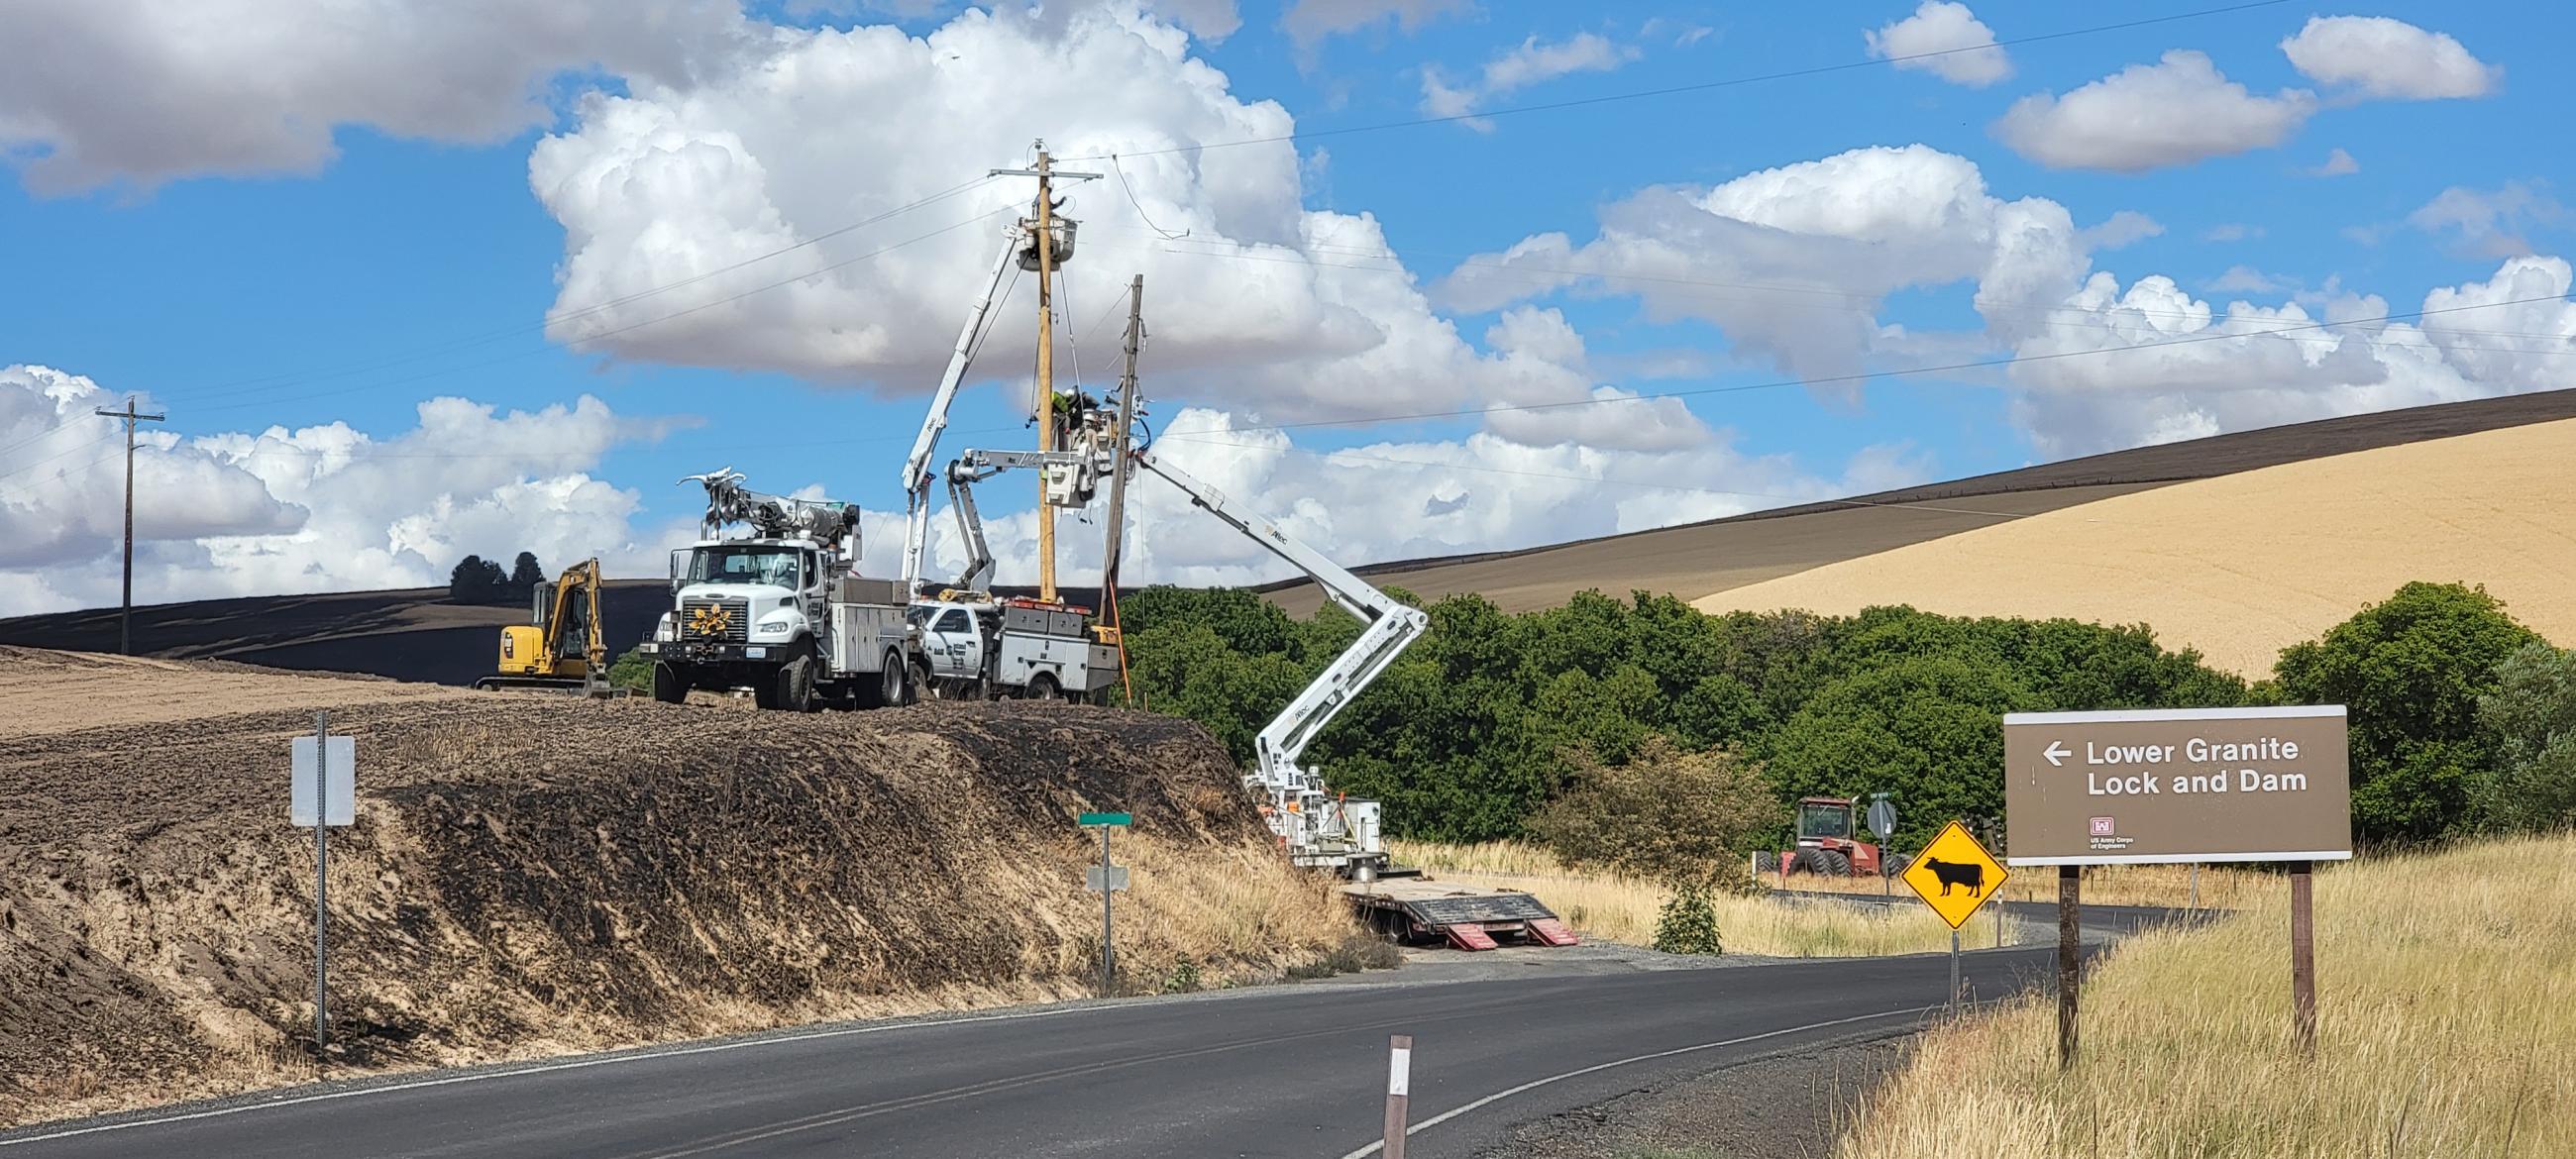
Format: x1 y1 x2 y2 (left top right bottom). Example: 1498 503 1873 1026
2003 706 2353 866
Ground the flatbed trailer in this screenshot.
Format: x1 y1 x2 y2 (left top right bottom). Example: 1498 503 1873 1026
1342 878 1581 951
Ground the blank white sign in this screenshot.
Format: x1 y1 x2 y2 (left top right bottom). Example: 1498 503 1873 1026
290 735 357 827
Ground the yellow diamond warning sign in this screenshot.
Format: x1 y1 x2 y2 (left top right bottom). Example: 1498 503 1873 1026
1901 820 2009 930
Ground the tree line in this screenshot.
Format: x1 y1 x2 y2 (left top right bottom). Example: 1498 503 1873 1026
1115 580 2575 857
448 551 549 605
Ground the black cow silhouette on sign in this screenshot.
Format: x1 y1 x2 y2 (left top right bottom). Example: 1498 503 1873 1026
1923 857 1986 897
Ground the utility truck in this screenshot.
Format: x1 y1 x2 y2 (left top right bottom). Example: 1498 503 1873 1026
891 216 1126 701
1129 444 1577 950
637 469 924 711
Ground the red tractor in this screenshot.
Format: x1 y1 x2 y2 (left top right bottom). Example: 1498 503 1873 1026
1772 795 1884 879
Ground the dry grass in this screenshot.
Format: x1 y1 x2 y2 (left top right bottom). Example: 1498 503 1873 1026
1696 417 2576 675
1783 859 2267 911
1834 833 2576 1158
1392 840 1977 958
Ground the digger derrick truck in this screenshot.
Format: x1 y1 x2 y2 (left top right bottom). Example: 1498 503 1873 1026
1129 445 1577 951
636 469 925 711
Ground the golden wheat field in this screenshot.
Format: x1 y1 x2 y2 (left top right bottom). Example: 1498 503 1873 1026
1695 418 2576 676
1832 834 2576 1159
1391 840 1977 957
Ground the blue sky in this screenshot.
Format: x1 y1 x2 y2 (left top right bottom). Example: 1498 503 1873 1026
1 1 2569 611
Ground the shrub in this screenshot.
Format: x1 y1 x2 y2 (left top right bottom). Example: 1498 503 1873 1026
1529 737 1782 889
2474 641 2576 833
1652 884 1724 955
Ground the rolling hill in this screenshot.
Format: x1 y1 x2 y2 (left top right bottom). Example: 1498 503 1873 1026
1260 388 2576 617
1694 414 2576 676
8 388 2574 685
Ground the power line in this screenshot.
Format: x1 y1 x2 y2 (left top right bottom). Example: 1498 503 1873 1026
169 175 1005 407
1155 289 2576 439
190 204 1020 417
1061 0 2296 161
1148 432 2034 521
1082 230 2576 355
1105 155 1190 241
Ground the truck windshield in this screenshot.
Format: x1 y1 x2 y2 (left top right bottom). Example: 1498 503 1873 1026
1797 802 1852 839
687 546 802 588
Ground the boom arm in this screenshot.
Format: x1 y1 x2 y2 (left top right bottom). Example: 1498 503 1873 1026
543 559 607 673
1128 447 1429 794
901 225 1024 594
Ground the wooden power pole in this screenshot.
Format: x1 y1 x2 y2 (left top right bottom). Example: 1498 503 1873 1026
989 142 1097 604
1100 274 1143 613
93 397 165 655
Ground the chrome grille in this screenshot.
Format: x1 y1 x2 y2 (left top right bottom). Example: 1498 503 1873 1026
681 597 750 643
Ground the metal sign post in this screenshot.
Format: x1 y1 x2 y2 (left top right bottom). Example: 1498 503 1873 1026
290 711 356 1069
1080 811 1131 995
1898 820 2008 1007
1867 794 1895 897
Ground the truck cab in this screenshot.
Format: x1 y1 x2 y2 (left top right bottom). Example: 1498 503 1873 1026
662 538 830 666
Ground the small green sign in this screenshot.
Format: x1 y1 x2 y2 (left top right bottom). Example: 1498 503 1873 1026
1079 811 1132 827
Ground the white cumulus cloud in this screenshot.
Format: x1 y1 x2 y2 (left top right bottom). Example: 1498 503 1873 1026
0 366 680 615
1279 0 1471 51
0 0 757 194
1993 51 2315 173
529 3 1628 442
2281 15 2499 100
1865 2 2011 88
1421 33 1640 127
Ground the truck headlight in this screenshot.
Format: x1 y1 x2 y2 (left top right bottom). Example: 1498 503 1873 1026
757 616 800 636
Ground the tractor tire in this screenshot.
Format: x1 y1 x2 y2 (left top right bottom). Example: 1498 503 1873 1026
1753 851 1779 875
1881 853 1911 879
1815 848 1854 877
1026 673 1061 702
650 662 689 705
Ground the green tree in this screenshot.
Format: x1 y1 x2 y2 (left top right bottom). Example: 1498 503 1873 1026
1764 652 2039 854
508 552 546 601
448 555 507 604
2473 641 2576 833
2271 581 2543 844
1529 737 1782 887
605 647 653 691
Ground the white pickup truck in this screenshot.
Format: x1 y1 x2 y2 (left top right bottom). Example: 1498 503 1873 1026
909 593 1120 702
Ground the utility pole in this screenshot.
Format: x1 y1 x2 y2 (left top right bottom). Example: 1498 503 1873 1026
1100 274 1143 613
93 397 165 655
990 142 1097 604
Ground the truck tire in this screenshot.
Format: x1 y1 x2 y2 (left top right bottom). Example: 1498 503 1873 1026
790 654 822 712
909 660 931 704
878 653 905 708
651 662 688 705
1026 673 1061 702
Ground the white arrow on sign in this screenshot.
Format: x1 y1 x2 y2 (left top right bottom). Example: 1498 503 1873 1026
2043 741 2071 767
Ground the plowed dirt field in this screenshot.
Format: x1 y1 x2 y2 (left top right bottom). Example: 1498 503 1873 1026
0 648 1350 1126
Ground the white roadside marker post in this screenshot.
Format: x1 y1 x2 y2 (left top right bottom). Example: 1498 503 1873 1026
1383 1034 1412 1159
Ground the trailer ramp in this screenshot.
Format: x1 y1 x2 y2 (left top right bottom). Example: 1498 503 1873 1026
1342 878 1580 951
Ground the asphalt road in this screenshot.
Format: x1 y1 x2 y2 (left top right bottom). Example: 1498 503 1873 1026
1 946 2086 1159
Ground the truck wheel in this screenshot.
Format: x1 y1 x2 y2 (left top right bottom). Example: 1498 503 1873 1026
877 654 905 709
775 654 816 712
651 662 689 705
909 661 931 704
1026 673 1061 702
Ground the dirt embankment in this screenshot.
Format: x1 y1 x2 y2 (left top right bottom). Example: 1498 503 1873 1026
0 647 1352 1126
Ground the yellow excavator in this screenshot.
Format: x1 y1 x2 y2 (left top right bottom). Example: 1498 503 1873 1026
475 558 625 697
